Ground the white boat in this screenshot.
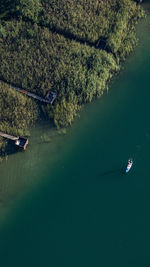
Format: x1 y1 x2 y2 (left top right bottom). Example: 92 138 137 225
125 159 133 173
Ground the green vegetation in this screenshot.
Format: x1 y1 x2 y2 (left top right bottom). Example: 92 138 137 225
40 0 144 53
16 0 42 22
0 21 119 127
0 0 145 155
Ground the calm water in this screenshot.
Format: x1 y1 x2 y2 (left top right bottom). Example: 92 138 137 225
0 3 150 266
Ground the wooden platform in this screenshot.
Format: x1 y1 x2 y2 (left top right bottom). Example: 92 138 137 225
0 132 18 141
0 132 28 150
0 80 57 104
12 85 56 104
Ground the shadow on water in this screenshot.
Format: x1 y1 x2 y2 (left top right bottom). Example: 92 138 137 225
100 131 150 180
96 135 150 183
0 140 23 158
99 165 127 178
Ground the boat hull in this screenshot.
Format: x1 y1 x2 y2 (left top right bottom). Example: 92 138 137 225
125 166 132 173
125 160 133 173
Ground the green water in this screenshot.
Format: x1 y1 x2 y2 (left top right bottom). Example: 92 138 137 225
0 3 150 266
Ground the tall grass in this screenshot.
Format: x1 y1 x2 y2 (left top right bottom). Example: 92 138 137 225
0 21 119 128
0 0 145 153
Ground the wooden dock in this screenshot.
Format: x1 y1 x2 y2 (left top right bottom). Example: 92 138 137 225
0 80 57 104
11 85 56 104
0 132 18 141
0 132 28 150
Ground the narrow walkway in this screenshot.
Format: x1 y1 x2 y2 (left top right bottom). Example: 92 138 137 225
12 85 50 103
11 85 56 104
0 132 18 140
0 80 56 104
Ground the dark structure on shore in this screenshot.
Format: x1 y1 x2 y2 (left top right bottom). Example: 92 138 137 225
0 132 28 150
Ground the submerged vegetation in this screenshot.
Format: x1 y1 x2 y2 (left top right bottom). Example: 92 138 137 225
0 0 145 155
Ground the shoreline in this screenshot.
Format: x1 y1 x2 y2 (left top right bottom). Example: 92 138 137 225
0 0 145 157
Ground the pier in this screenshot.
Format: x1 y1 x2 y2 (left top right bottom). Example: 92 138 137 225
0 80 57 104
0 132 28 150
11 85 56 104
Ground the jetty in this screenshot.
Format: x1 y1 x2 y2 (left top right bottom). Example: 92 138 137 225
0 132 28 150
0 80 56 104
12 85 56 104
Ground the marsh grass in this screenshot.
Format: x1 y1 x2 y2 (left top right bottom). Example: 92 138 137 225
0 0 145 153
